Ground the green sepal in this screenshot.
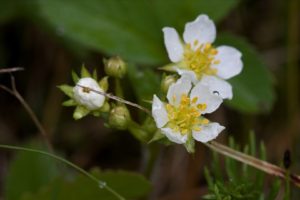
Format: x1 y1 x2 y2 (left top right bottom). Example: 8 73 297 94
73 106 90 120
158 63 176 72
91 111 101 117
148 129 165 144
99 101 110 112
71 70 80 83
81 64 91 77
99 76 109 92
58 85 74 98
62 99 77 107
142 116 157 133
128 120 150 143
92 69 98 80
184 134 195 153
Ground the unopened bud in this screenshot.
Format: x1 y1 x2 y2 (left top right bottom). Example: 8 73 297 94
104 56 127 78
108 105 130 130
161 75 177 93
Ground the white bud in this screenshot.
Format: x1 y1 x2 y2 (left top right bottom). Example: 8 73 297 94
73 77 105 110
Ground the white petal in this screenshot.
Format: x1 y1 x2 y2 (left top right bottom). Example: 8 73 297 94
73 77 105 110
163 27 184 62
199 75 233 99
167 77 192 106
176 68 198 84
192 122 225 143
213 46 243 79
161 128 187 144
183 14 216 48
190 83 223 114
152 95 168 128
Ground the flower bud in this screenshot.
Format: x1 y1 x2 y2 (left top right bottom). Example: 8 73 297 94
108 105 130 130
73 77 105 110
161 75 177 94
104 56 127 78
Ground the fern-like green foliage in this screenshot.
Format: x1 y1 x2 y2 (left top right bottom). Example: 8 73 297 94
203 132 282 200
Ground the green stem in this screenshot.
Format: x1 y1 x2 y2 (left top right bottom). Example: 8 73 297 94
115 79 124 99
0 144 125 200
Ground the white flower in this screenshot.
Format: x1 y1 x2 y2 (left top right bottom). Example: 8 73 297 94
73 77 105 110
163 14 243 99
152 77 225 144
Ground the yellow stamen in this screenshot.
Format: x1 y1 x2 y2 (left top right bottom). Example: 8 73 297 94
182 42 220 79
165 94 209 135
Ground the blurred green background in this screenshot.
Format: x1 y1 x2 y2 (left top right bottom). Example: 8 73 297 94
0 0 299 199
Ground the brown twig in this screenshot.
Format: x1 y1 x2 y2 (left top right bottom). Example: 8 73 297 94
0 75 54 152
76 84 152 115
204 141 300 187
0 67 24 74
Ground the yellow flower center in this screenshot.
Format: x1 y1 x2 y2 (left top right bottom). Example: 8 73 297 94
165 94 209 135
183 41 220 79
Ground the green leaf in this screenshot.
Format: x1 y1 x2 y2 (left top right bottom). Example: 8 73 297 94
21 168 151 200
216 33 275 114
4 141 58 200
57 85 74 98
37 0 239 65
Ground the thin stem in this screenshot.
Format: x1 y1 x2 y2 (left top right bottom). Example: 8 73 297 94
0 75 53 152
204 141 300 187
114 79 124 99
0 67 24 74
76 84 151 115
0 144 126 200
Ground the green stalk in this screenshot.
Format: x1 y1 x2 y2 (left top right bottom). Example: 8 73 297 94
0 144 125 200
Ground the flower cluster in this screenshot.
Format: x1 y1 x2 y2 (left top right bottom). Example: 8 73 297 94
152 14 243 151
59 14 243 153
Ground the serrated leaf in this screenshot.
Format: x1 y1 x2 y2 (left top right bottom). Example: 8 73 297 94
4 141 58 200
37 0 239 65
216 33 275 114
